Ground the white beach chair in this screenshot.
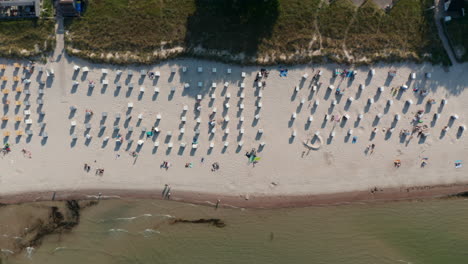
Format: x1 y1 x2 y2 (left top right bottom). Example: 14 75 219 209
240 83 245 88
155 71 160 77
227 68 232 74
154 87 160 93
140 87 145 93
154 141 160 147
198 81 203 87
198 67 203 73
212 68 217 73
210 142 215 148
184 83 190 89
241 72 246 78
137 140 144 145
73 65 80 71
212 82 217 88
224 82 229 87
128 102 134 108
82 67 89 73
102 69 108 75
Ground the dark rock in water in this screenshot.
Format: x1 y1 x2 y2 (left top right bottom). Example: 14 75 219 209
171 218 226 228
2 200 98 255
445 191 468 198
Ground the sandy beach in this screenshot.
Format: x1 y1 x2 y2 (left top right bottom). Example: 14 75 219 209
0 52 467 207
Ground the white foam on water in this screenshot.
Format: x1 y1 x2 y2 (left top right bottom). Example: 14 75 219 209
139 229 161 237
1 249 14 255
26 247 34 259
53 247 67 253
108 228 129 233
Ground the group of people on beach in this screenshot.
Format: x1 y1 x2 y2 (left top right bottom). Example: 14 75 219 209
84 163 104 175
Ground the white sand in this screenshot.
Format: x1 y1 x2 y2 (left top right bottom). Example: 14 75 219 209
0 56 467 199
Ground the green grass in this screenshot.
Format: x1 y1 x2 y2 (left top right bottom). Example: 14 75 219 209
0 19 55 58
65 0 449 65
444 1 468 62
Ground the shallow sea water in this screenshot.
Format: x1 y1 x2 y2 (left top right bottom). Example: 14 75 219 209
2 198 468 263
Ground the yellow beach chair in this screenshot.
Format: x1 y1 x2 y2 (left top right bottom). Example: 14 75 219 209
0 64 6 70
13 76 20 82
15 87 23 93
13 63 20 68
15 101 22 106
2 89 9 94
1 116 8 121
1 76 7 82
3 131 10 137
16 130 23 136
15 116 22 122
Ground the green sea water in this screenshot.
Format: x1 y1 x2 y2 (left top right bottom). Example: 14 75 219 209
3 198 468 263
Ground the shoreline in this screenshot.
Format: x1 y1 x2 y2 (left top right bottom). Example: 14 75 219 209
1 183 467 209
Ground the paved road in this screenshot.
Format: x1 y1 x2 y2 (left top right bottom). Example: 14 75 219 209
433 0 459 65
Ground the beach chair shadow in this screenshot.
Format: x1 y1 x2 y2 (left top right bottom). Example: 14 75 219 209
373 90 381 102
138 92 144 101
101 84 108 94
384 75 393 86
190 148 197 156
152 146 158 154
438 103 445 113
321 119 328 129
177 146 185 156
296 103 304 114
355 88 362 100
384 103 391 114
87 86 94 96
114 74 121 83
448 118 455 128
372 116 380 127
235 145 242 153
166 147 172 155
457 128 464 139
327 104 335 114
364 103 371 113
354 118 361 128
71 84 78 94
114 86 121 97
168 91 174 101
344 134 351 143
419 135 427 144
70 138 77 147
41 137 48 145
344 100 351 111
288 118 294 128
439 130 446 139
288 135 295 144
369 131 376 141
304 121 311 130
384 131 392 140
324 89 331 100
290 90 297 101
126 88 133 98
402 104 410 114
340 118 347 128
125 141 133 151
308 90 315 101
327 136 333 145
365 74 372 85
311 104 318 114
101 140 108 149
396 89 404 100
152 92 158 101
114 142 122 151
